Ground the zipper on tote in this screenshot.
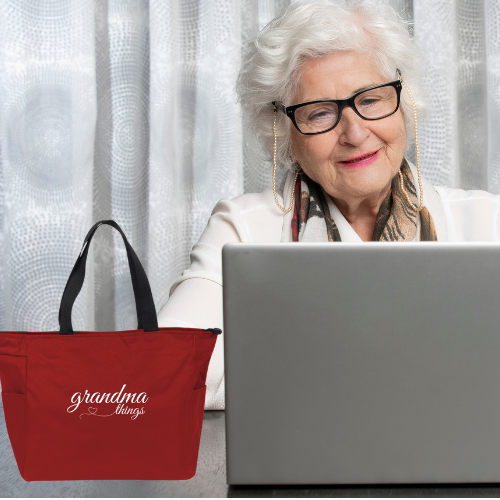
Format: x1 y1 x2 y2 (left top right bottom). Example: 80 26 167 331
205 328 222 335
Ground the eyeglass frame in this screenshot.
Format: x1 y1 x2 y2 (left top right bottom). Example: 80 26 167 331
272 76 403 136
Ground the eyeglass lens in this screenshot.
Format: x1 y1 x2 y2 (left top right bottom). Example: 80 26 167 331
294 85 398 134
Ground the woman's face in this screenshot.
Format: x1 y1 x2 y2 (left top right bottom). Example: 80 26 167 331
289 51 407 206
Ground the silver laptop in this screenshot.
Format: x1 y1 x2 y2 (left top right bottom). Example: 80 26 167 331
223 242 500 485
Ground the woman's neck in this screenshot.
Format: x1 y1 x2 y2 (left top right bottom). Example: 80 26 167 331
332 190 390 242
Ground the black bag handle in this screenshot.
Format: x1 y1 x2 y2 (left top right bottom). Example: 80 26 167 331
59 220 159 335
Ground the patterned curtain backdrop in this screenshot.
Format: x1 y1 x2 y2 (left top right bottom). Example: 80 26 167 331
0 0 498 340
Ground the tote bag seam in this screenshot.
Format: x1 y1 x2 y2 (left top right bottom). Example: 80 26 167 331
23 336 29 480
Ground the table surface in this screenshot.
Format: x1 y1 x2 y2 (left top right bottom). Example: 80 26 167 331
2 409 500 497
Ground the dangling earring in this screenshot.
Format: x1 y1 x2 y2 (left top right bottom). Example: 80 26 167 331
273 105 300 214
397 71 424 212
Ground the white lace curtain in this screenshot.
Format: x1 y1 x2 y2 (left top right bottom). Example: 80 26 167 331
0 0 498 334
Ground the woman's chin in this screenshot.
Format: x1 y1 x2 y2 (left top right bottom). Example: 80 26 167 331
333 169 395 202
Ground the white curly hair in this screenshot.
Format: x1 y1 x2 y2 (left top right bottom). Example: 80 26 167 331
236 0 429 171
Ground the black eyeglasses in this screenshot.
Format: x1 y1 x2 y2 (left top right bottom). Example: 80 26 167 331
272 79 402 135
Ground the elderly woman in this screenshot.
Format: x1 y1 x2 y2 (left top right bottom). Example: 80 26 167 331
158 0 500 409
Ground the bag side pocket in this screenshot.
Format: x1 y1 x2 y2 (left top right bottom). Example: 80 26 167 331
1 392 27 481
193 385 207 437
188 385 207 478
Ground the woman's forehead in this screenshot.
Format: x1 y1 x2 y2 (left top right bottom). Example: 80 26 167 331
292 51 386 104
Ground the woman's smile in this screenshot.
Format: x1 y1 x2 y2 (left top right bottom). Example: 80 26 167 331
339 149 379 167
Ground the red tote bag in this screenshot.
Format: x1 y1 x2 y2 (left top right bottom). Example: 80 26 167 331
0 220 220 481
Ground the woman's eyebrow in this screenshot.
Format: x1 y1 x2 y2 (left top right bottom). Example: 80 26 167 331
351 83 379 94
308 83 384 102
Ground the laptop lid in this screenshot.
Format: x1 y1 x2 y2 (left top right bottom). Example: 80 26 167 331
223 242 500 485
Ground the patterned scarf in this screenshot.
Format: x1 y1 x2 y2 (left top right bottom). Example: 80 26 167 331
291 158 437 242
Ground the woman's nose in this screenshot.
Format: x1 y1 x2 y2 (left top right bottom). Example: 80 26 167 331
336 107 370 146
